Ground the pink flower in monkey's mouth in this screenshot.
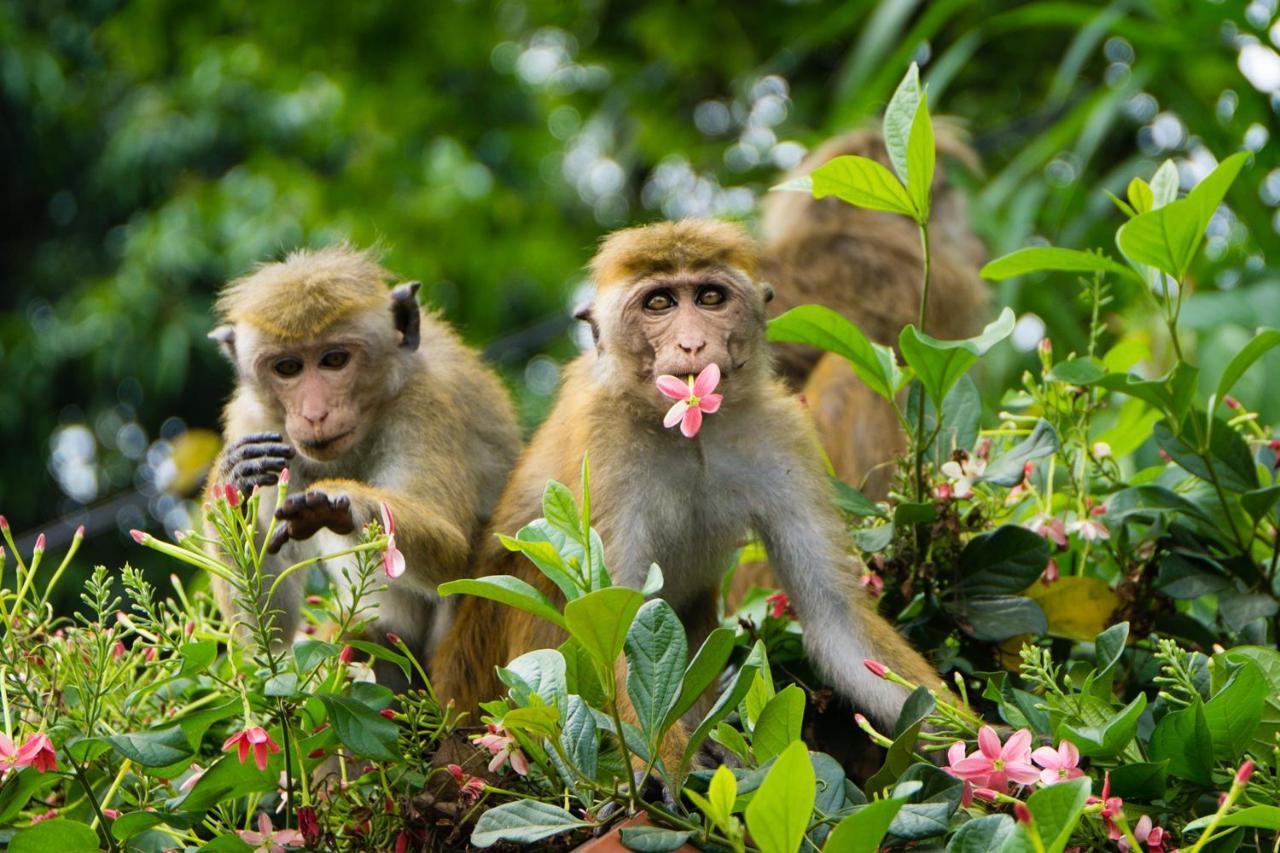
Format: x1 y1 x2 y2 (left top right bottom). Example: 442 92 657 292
380 502 406 580
656 363 723 438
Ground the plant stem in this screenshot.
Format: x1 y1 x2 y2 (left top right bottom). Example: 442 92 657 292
278 700 295 827
71 760 120 853
917 222 932 332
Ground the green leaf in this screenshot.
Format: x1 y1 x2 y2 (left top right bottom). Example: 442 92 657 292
663 627 734 732
946 815 1017 851
106 727 193 767
981 420 1059 487
811 154 918 217
1242 485 1280 524
1025 777 1090 853
316 693 399 761
1048 357 1107 385
174 753 277 812
500 648 568 713
767 305 903 402
906 90 933 222
1060 693 1146 758
1216 328 1280 405
744 741 814 853
686 764 738 836
824 798 906 853
618 827 693 852
900 308 1016 407
561 637 607 708
1149 699 1214 783
751 684 805 762
1127 177 1154 214
865 688 934 794
471 800 591 848
682 642 764 774
64 736 111 764
831 478 888 518
947 595 1046 641
500 527 581 601
1117 151 1248 279
178 640 218 677
1204 659 1267 759
1150 160 1180 207
882 62 920 187
624 599 689 745
9 818 101 853
560 695 598 779
345 639 414 681
958 525 1050 595
1153 415 1259 493
564 586 644 674
887 764 964 840
1183 805 1280 833
979 247 1140 283
438 575 567 629
1093 622 1129 679
1095 361 1200 420
1107 761 1168 800
293 639 340 673
542 480 582 544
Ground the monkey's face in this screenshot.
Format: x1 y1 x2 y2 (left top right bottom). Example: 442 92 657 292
604 269 768 393
255 338 374 463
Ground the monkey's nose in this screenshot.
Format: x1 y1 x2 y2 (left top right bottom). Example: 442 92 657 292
678 340 706 355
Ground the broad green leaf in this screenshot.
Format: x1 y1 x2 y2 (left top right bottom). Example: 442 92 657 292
1060 693 1146 758
176 753 277 812
831 478 888 518
541 480 582 544
767 305 903 402
64 736 111 764
618 827 693 852
686 764 738 836
438 575 567 629
824 797 906 853
9 818 100 853
1047 357 1107 385
771 175 813 194
865 687 934 794
564 586 644 674
500 648 568 713
560 695 597 779
1093 622 1129 679
1183 805 1280 833
1153 416 1259 493
662 627 734 732
345 639 413 680
751 684 805 762
744 741 814 853
946 595 1047 641
293 639 340 673
316 693 399 761
946 814 1017 851
1215 328 1280 406
106 727 193 768
1025 777 1090 853
1203 659 1267 759
1107 761 1169 800
1127 177 1153 214
883 62 921 186
1117 151 1248 280
1150 159 1179 207
110 811 167 841
812 154 918 217
980 247 1139 283
1242 485 1280 524
710 721 751 762
560 637 607 708
624 599 689 744
900 308 1016 407
1149 699 1214 783
1095 361 1200 420
906 91 933 221
887 764 964 840
958 525 1050 595
471 800 591 848
981 420 1059 487
500 529 580 601
641 562 664 595
178 640 218 677
682 642 764 775
501 701 561 739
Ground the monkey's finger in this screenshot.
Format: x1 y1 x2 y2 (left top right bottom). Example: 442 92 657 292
234 442 295 461
275 493 309 519
232 457 289 482
266 524 292 555
233 432 284 447
330 495 350 511
304 491 329 509
241 473 281 491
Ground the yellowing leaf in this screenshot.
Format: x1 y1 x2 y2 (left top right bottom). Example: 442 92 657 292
1026 577 1121 642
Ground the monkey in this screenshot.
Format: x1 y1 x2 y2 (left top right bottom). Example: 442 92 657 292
432 220 943 753
206 246 522 689
760 124 990 498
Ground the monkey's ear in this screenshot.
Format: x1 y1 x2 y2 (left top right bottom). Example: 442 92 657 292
573 302 600 346
761 282 775 303
208 325 237 360
391 282 422 351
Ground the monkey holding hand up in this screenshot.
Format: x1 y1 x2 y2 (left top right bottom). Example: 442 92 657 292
434 220 942 736
207 246 521 687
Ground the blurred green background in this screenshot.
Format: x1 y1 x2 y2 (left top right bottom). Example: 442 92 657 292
2 0 1278 608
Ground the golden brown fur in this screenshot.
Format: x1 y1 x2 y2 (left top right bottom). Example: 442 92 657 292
207 246 522 684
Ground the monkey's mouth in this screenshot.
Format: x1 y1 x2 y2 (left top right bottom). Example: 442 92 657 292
298 430 355 453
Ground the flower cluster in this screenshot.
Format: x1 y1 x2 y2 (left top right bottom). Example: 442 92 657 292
0 732 57 777
945 727 1086 804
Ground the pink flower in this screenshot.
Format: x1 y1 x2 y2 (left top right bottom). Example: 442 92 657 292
102 808 120 820
1028 515 1068 549
656 363 723 439
1040 558 1060 586
472 724 529 776
1014 802 1033 825
940 454 985 499
222 726 281 772
178 762 206 793
1236 759 1255 786
0 734 20 778
864 658 889 678
765 591 794 619
933 482 954 501
297 806 321 847
1030 740 1083 786
380 502 405 580
447 763 486 805
1068 517 1110 542
946 727 1040 791
1119 815 1166 853
860 571 884 599
945 741 975 807
16 733 57 773
238 811 305 853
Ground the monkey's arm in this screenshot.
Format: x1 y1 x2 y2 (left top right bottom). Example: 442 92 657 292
291 478 473 586
753 412 942 728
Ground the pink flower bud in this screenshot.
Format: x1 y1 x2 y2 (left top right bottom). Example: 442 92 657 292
1224 395 1240 410
1236 759 1255 786
1092 441 1111 459
223 484 240 507
112 641 126 660
386 632 402 646
1038 338 1052 355
1014 802 1032 825
305 595 323 605
280 468 291 485
339 645 355 664
0 516 8 531
1158 449 1171 463
864 659 888 678
73 525 85 541
144 647 157 662
130 529 147 544
33 533 45 555
103 808 120 820
379 709 395 719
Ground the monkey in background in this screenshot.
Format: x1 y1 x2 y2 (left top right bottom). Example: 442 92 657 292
206 246 521 688
433 220 942 747
761 124 990 499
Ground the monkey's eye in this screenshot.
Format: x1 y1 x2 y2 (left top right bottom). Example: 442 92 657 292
643 291 675 312
696 286 727 307
319 349 351 370
273 357 304 378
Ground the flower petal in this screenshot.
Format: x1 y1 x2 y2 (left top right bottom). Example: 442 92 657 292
1030 746 1061 768
977 726 1001 759
663 400 689 429
1002 728 1032 759
656 375 692 400
692 362 720 397
1060 740 1079 767
681 406 703 438
380 501 396 535
698 393 722 414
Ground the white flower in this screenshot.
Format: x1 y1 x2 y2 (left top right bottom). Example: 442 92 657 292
940 456 987 499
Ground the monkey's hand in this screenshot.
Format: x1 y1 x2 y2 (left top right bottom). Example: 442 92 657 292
268 490 356 554
221 432 295 495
